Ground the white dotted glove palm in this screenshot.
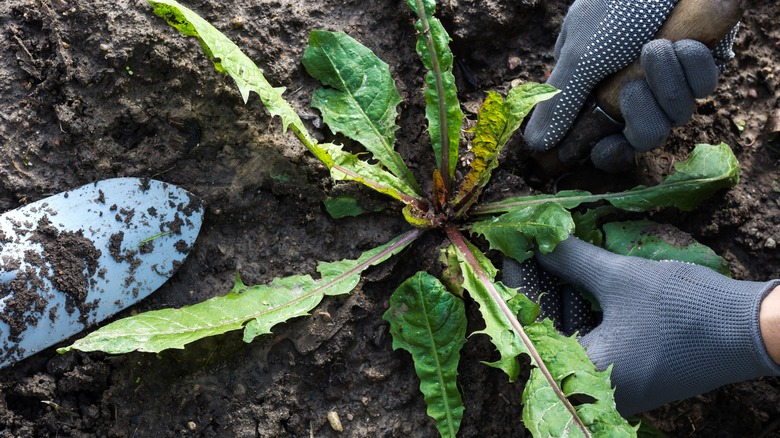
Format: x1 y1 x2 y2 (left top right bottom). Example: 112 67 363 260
503 258 599 337
525 0 738 172
503 237 780 416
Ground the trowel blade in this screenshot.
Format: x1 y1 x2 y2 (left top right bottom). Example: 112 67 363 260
0 178 204 369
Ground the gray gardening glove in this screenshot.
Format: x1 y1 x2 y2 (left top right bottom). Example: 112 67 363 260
502 258 598 337
507 237 780 416
525 0 738 172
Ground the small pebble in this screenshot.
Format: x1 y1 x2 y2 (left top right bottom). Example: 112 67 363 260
327 411 343 432
765 237 777 249
231 16 245 28
507 55 522 70
99 43 110 52
186 421 197 431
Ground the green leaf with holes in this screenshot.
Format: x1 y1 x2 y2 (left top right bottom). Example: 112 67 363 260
523 319 637 437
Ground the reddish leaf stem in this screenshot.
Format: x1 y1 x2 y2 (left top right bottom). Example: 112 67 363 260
444 225 591 437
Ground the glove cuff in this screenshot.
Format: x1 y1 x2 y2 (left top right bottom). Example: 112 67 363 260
615 264 780 415
747 279 780 376
659 267 780 385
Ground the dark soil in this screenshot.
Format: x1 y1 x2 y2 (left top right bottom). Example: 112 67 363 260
1 0 778 436
30 216 102 321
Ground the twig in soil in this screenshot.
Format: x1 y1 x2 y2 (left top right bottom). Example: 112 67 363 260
150 166 176 178
756 416 780 438
41 400 77 418
11 160 34 179
12 34 35 61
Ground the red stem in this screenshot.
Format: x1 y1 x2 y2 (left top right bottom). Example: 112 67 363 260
444 226 591 437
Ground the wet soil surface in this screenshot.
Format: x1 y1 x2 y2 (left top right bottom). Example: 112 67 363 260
0 0 779 436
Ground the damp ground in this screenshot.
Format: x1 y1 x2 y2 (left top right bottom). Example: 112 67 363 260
1 0 779 436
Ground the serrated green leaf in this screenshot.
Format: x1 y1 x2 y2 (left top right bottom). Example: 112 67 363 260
148 2 431 208
468 202 575 263
603 220 730 276
407 0 462 183
322 143 424 208
302 31 421 195
447 229 631 436
60 230 420 354
384 272 467 438
147 0 331 165
572 206 619 246
450 236 538 380
476 143 738 215
523 320 636 438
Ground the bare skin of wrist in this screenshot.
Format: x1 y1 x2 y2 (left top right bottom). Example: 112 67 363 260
759 285 780 365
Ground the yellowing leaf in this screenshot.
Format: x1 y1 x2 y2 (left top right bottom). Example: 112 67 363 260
453 92 506 212
454 84 558 214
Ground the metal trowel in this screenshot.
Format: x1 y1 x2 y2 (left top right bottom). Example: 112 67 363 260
0 178 204 369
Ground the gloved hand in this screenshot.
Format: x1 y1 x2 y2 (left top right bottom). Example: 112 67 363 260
525 0 738 172
503 237 780 416
503 258 599 337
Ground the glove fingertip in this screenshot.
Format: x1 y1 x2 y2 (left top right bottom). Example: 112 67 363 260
641 39 695 125
524 111 559 152
621 80 671 152
591 134 635 173
673 39 719 98
640 38 674 62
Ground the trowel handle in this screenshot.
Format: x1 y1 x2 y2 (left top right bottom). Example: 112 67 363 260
595 0 745 121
